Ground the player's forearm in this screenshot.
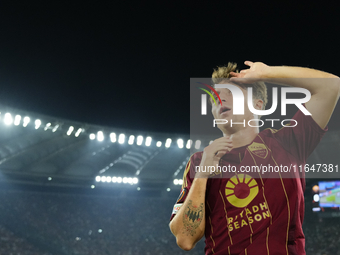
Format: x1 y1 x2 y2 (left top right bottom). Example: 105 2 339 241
262 66 340 95
169 178 207 251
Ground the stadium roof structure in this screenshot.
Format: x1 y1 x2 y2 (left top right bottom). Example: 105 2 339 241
0 104 339 192
0 104 193 191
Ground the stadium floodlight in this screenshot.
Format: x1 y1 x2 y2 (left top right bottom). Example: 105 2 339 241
112 176 117 183
128 135 135 145
52 124 59 132
48 177 52 181
177 139 184 149
186 139 192 149
123 177 128 183
117 177 122 183
110 133 116 143
127 177 133 184
118 134 125 144
132 177 138 184
167 188 171 192
145 136 152 147
195 140 201 149
106 176 112 183
156 141 162 147
89 133 96 140
4 113 13 125
75 128 82 137
35 119 42 129
97 131 104 142
173 179 179 185
165 138 172 148
313 194 320 202
137 187 141 191
136 135 143 146
14 115 21 126
100 176 107 182
23 116 30 127
178 179 183 185
44 123 51 131
95 176 101 182
67 126 74 136
91 185 95 189
98 229 102 233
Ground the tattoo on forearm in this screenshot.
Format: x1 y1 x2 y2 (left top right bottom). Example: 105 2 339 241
182 200 204 236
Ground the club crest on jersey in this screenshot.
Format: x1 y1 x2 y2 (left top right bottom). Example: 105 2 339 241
248 142 268 159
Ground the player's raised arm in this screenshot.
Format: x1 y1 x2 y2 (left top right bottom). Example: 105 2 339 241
169 137 232 251
230 61 340 129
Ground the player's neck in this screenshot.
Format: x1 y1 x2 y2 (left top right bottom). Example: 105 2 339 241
222 126 259 149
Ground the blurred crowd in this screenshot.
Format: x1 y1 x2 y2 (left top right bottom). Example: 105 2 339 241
0 189 339 255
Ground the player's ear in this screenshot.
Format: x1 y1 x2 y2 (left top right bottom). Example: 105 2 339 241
254 99 264 110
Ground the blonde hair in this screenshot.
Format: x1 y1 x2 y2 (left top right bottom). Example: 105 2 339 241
211 62 268 110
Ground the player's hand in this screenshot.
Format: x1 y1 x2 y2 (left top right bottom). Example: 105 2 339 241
196 136 233 178
229 61 269 84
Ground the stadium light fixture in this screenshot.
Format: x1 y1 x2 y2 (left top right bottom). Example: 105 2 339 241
117 177 122 183
165 138 172 148
89 133 96 140
66 126 74 136
14 115 21 126
167 188 171 192
112 176 117 183
195 140 201 149
136 135 143 146
52 124 59 132
137 187 141 191
35 119 42 129
44 123 51 131
128 135 135 145
23 116 30 127
97 131 104 142
95 176 101 182
91 185 95 189
110 133 116 143
186 139 192 149
118 134 125 144
132 177 138 184
177 139 184 149
4 113 13 125
100 176 106 182
145 136 152 147
106 176 112 183
75 128 83 137
156 141 162 147
173 179 179 185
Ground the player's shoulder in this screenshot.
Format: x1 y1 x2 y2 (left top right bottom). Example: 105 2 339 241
190 151 203 165
260 125 291 137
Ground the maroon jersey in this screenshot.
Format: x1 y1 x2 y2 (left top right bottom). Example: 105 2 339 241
170 109 327 255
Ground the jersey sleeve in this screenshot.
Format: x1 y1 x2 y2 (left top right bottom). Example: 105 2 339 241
169 153 198 222
273 105 328 163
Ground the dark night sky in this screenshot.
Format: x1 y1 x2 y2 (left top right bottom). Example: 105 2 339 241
0 2 339 134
